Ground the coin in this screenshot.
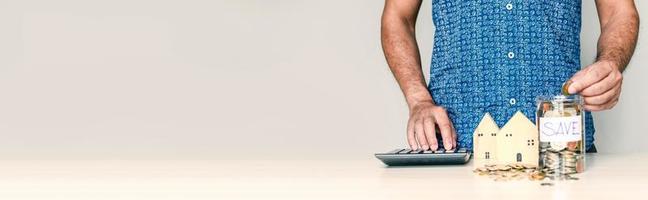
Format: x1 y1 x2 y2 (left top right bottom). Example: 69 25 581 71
541 102 553 113
530 171 546 180
567 141 579 151
497 165 511 171
550 142 567 151
561 80 573 96
540 182 554 186
576 161 584 173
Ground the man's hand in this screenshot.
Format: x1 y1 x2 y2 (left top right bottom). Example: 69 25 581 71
407 101 456 150
568 0 639 111
567 60 622 111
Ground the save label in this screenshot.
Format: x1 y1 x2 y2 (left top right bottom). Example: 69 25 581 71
539 116 582 142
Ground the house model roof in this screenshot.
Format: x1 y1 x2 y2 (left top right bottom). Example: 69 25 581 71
474 113 499 134
501 111 536 132
473 111 539 169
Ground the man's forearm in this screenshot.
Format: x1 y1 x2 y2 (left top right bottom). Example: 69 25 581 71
565 0 639 111
381 5 432 110
595 0 640 72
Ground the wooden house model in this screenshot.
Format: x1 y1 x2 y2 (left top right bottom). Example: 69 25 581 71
473 111 538 169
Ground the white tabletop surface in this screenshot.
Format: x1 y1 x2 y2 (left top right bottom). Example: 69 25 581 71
0 153 646 200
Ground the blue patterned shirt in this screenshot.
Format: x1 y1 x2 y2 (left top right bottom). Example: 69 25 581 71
427 0 595 151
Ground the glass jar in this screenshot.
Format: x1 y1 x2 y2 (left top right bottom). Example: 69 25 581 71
536 95 585 177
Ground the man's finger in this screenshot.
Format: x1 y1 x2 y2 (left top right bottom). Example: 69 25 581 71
423 118 437 151
580 71 619 97
415 120 428 150
583 83 621 105
434 110 454 150
406 118 417 150
568 65 610 94
584 98 619 111
451 123 457 149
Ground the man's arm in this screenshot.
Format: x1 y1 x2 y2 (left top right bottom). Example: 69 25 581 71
567 0 639 111
381 0 456 150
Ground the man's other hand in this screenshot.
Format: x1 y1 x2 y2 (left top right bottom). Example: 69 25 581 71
407 101 457 150
567 60 623 111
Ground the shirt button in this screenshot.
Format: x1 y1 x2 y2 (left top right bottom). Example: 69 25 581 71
507 52 515 59
506 3 513 10
509 98 517 105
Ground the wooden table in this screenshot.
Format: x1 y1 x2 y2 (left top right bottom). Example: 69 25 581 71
0 153 646 199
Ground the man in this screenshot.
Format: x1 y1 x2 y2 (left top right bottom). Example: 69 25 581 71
381 0 639 152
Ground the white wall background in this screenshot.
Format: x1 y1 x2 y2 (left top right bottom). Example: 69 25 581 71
0 0 645 159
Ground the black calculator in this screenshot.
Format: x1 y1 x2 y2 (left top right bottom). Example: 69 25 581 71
375 148 471 166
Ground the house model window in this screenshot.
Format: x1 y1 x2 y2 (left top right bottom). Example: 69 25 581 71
472 111 539 169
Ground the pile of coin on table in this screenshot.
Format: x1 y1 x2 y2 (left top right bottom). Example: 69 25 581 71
473 163 579 184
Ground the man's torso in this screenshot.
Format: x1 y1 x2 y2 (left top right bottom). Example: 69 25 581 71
427 0 595 150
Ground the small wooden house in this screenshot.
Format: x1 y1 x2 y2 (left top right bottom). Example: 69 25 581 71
472 113 499 168
473 111 539 169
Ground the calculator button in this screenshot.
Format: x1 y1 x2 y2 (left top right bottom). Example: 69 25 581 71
394 149 409 154
457 148 467 153
410 149 424 154
387 149 403 154
398 149 412 154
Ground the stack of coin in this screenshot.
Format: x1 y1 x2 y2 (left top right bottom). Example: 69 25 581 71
541 148 581 177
